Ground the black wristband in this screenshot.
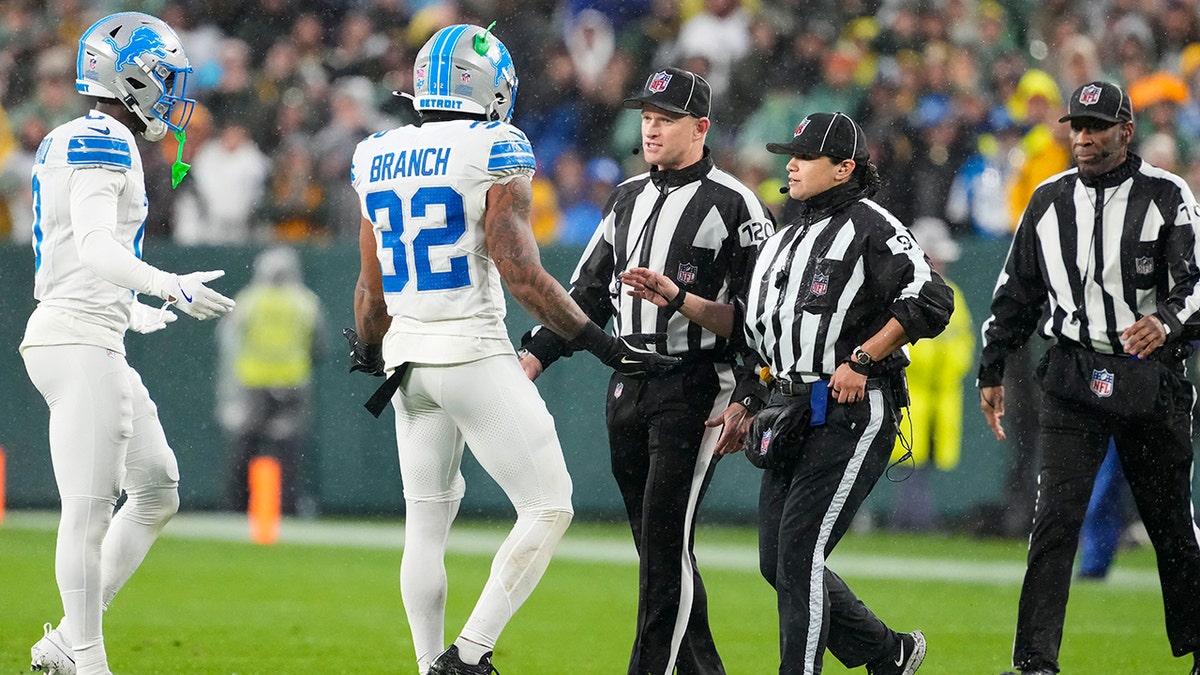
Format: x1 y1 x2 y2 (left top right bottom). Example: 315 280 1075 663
845 358 870 376
570 321 612 353
663 288 687 313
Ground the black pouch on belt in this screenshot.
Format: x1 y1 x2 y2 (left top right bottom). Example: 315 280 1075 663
1038 343 1169 417
745 385 825 470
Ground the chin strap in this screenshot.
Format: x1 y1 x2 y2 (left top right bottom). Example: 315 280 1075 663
171 130 190 188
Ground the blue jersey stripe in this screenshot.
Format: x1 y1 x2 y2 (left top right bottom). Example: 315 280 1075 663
67 135 132 168
488 152 536 172
68 136 130 152
489 136 536 171
32 174 43 273
67 150 133 168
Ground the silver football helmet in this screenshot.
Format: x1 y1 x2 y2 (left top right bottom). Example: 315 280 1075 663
76 12 195 141
411 24 519 122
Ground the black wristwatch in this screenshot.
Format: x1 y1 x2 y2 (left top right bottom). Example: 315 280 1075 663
739 395 764 415
846 346 874 375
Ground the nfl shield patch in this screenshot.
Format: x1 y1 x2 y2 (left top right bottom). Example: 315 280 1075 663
794 118 811 137
415 66 426 89
1079 84 1102 106
677 262 697 284
810 271 829 296
649 71 672 93
614 382 624 399
1090 369 1114 398
1135 256 1154 275
759 428 773 458
460 71 471 84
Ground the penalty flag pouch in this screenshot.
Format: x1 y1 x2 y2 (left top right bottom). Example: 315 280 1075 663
746 385 828 470
1040 344 1166 417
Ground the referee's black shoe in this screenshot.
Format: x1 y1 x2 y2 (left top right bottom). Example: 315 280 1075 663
1190 650 1200 675
429 645 499 675
867 630 926 675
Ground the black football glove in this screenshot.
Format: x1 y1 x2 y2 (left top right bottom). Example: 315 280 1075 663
571 323 681 377
342 327 385 377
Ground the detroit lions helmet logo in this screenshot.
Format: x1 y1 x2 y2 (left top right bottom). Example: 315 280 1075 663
104 25 168 72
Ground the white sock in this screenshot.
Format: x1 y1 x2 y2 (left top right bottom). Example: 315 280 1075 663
454 637 490 665
74 640 110 675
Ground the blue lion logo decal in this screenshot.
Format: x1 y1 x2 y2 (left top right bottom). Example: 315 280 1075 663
104 25 168 72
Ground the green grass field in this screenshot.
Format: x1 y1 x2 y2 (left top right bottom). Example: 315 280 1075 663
0 511 1184 674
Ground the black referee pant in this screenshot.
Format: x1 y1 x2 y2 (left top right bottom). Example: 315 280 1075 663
607 360 733 675
759 383 906 675
1014 377 1200 672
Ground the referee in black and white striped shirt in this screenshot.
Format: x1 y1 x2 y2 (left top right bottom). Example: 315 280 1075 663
520 67 773 675
621 111 952 674
978 81 1200 675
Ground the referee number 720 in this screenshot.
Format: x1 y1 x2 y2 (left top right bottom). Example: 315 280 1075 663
365 186 471 293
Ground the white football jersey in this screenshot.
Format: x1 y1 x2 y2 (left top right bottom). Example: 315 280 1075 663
351 119 536 365
21 111 147 354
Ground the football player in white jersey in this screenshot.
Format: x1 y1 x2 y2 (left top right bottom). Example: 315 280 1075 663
20 12 235 675
348 23 678 675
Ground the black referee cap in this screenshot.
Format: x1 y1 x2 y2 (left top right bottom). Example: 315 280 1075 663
622 67 711 118
1059 81 1134 124
766 112 869 162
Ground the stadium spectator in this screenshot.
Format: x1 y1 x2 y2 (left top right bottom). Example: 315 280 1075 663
258 139 328 242
675 0 750 99
945 106 1024 239
173 120 271 245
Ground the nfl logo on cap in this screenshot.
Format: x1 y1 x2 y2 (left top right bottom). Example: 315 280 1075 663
1090 369 1114 398
649 71 672 93
1079 84 1102 106
795 118 811 136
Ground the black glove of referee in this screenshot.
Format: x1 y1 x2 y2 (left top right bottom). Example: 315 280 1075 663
571 323 680 377
342 327 385 377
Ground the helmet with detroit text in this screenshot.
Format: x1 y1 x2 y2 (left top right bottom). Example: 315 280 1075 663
76 12 195 141
410 24 519 122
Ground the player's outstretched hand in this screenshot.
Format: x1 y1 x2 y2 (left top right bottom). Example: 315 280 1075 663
572 323 680 377
343 327 385 377
172 270 236 320
128 299 178 334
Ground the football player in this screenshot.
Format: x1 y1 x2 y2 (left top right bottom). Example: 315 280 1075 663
347 23 677 675
21 12 235 675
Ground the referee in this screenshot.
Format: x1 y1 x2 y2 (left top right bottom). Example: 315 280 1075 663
520 67 773 675
621 111 952 674
979 80 1200 675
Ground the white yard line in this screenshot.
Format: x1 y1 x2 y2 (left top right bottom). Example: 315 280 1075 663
2 510 1161 590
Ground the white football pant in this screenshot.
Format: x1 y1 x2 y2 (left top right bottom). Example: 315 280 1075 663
23 345 179 673
393 354 573 672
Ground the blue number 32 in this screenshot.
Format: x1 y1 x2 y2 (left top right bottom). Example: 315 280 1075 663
365 186 470 293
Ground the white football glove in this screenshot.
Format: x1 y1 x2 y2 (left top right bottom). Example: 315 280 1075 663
172 270 236 320
128 299 178 334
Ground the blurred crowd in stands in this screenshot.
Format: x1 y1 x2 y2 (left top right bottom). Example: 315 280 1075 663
3 0 1200 247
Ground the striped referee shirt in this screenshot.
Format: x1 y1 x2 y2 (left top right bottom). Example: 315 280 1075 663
525 150 773 372
978 154 1200 386
744 181 954 382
